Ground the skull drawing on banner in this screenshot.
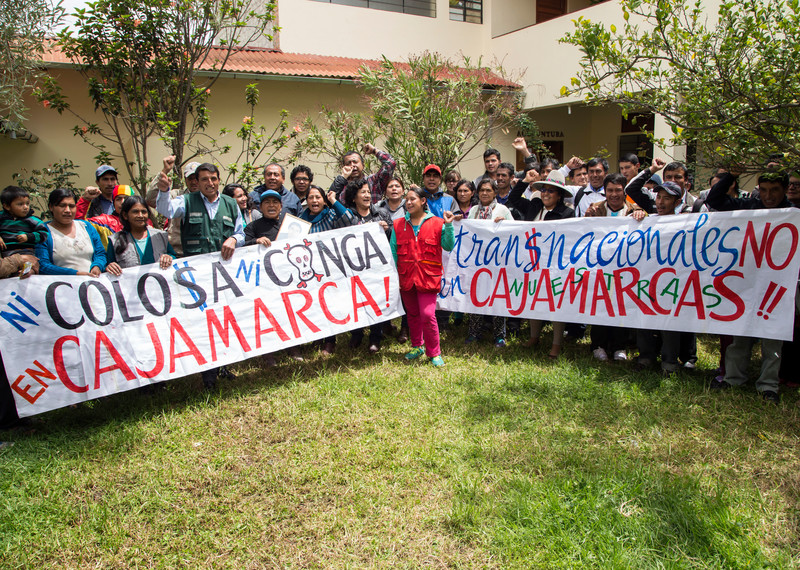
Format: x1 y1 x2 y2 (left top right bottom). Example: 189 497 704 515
285 240 323 288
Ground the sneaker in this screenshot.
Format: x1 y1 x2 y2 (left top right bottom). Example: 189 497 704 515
709 377 732 391
464 335 479 344
683 361 697 370
494 337 506 348
404 346 425 361
430 355 445 367
761 390 780 404
320 342 335 356
592 347 609 361
613 350 627 361
368 343 380 354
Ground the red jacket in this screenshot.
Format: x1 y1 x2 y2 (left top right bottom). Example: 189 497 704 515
393 215 445 293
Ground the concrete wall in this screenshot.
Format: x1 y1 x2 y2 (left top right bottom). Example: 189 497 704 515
489 0 625 110
2 67 511 192
3 0 662 192
1 70 370 190
491 0 596 39
491 0 535 38
277 0 488 61
529 103 622 165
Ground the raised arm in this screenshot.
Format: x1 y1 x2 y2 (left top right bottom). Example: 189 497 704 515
625 157 665 214
705 171 742 211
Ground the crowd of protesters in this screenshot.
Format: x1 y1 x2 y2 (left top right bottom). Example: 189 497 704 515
2 138 799 431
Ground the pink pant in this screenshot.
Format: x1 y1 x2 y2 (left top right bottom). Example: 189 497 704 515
401 288 440 358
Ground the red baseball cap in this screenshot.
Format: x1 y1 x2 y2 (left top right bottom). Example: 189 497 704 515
423 164 442 176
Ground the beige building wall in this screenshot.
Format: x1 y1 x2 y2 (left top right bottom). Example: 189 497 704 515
528 104 619 164
491 0 535 38
489 0 625 111
1 70 370 190
2 67 511 193
530 103 691 171
4 0 680 194
277 0 488 61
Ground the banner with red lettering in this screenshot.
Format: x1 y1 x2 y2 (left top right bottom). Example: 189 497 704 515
438 210 800 339
0 224 401 417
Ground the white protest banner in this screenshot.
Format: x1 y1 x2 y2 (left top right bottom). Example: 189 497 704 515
0 224 401 417
438 210 800 339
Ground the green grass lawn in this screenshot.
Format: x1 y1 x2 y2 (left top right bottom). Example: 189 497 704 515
1 325 798 568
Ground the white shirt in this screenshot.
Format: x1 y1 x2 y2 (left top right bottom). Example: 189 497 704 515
574 185 605 217
557 165 586 208
51 222 94 273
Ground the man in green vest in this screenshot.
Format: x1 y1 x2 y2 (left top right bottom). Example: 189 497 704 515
155 162 244 389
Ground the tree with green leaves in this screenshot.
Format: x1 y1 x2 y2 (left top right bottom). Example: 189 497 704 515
36 0 275 193
294 52 539 183
561 0 800 172
292 106 381 179
215 83 296 189
0 0 63 131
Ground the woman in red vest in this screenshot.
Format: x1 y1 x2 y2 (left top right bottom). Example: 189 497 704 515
390 187 455 367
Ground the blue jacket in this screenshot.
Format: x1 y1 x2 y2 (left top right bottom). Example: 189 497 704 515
35 220 108 275
300 201 355 233
422 190 456 219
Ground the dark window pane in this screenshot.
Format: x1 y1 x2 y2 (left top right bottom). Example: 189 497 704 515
312 0 436 17
449 0 482 23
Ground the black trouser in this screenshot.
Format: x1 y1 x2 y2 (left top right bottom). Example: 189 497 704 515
0 354 20 429
201 368 219 389
565 322 587 340
590 325 627 353
351 325 383 346
779 315 800 382
435 310 451 331
637 329 680 371
679 332 697 365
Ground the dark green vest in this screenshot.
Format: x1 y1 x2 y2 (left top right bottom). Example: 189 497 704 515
181 191 239 255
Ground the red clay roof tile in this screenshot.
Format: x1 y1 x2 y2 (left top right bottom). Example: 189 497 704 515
42 43 520 89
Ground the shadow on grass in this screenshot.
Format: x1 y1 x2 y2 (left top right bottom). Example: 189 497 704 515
448 462 782 567
449 334 799 567
6 336 402 457
453 372 795 565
